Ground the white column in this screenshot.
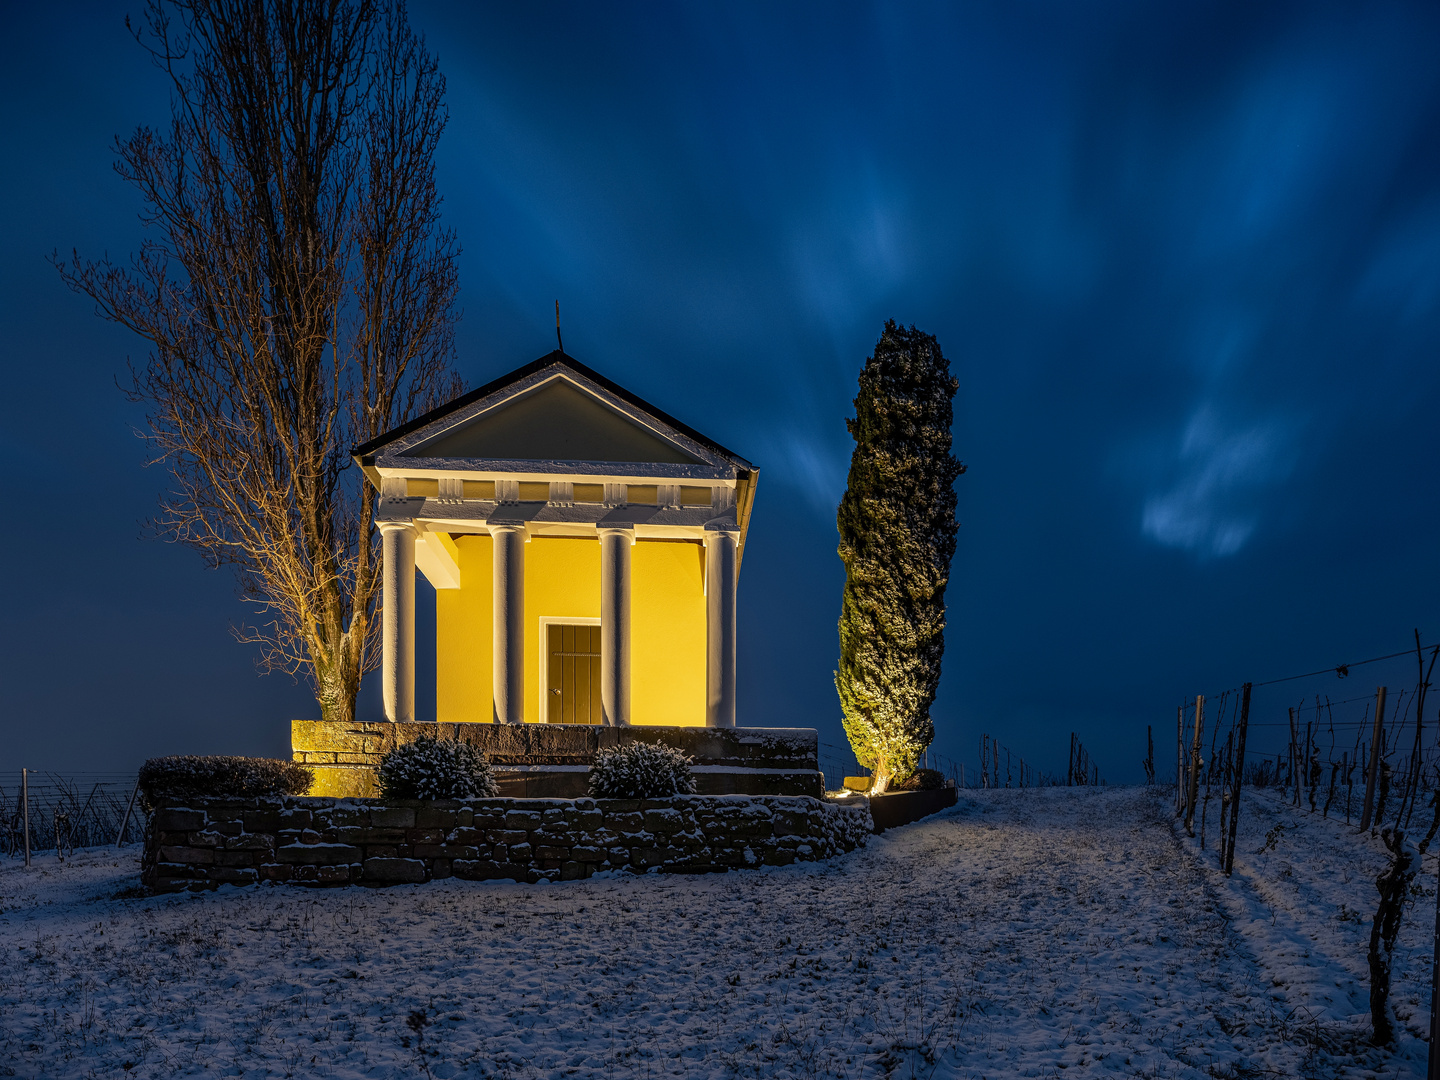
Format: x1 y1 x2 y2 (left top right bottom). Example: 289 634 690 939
379 521 416 724
491 524 526 725
598 525 632 726
705 529 738 728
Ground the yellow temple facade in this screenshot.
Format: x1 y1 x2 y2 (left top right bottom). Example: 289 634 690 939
353 351 758 728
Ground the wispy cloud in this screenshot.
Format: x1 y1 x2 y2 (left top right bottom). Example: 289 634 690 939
747 428 850 520
1141 407 1294 558
1355 200 1440 323
786 168 912 342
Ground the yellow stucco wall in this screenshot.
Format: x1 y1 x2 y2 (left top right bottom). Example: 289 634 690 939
435 533 493 723
630 540 706 726
434 534 707 726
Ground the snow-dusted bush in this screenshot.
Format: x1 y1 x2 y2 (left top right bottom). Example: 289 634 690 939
377 734 497 800
139 755 313 809
589 742 696 799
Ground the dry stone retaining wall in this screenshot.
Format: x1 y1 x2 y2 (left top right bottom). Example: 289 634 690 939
142 794 872 892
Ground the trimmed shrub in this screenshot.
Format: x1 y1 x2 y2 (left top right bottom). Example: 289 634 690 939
139 755 313 810
589 742 696 799
377 734 497 800
892 768 947 792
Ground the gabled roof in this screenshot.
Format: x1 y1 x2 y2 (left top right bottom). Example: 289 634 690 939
353 350 754 474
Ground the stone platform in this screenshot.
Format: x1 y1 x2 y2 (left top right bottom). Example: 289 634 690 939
142 793 872 891
291 721 823 799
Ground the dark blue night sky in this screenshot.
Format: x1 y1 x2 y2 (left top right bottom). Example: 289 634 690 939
4 2 1439 781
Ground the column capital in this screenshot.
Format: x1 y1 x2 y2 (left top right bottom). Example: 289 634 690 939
487 521 528 535
377 518 416 534
597 522 636 544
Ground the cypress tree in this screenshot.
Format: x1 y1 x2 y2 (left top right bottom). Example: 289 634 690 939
835 321 964 793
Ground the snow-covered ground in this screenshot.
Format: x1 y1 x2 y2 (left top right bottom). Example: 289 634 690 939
0 787 1434 1078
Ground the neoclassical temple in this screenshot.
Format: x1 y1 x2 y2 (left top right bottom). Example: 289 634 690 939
354 350 758 728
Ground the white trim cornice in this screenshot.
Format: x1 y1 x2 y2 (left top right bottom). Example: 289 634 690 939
374 454 736 482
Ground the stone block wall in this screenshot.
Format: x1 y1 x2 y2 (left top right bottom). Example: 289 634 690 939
142 794 872 893
291 721 824 799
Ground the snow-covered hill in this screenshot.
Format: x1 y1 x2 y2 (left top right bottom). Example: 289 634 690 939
0 787 1432 1077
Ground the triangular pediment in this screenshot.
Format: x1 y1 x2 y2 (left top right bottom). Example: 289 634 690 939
406 376 702 465
354 353 752 473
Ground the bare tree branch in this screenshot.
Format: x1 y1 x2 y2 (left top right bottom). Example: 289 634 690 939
57 0 462 722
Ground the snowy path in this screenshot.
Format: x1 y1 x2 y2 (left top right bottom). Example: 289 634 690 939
0 787 1430 1078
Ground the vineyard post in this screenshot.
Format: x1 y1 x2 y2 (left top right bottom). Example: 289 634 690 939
1304 720 1315 811
1224 682 1251 875
1360 686 1388 831
1343 751 1352 823
1296 714 1307 806
1185 695 1205 836
1400 645 1437 830
75 781 101 833
1176 705 1185 815
21 767 30 868
1218 727 1234 865
116 780 140 849
1430 857 1440 1080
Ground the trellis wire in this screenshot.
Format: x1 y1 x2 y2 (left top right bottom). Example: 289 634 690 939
0 772 142 858
1172 636 1440 838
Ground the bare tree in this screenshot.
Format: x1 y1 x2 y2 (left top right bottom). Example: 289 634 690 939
58 0 461 723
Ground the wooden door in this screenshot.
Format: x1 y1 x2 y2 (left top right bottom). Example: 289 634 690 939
546 623 602 724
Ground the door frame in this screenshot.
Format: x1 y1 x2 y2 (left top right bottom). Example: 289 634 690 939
538 616 602 724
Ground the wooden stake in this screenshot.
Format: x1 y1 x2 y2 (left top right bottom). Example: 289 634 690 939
1185 695 1205 836
1218 727 1235 866
1343 751 1352 824
1430 852 1440 1080
1400 648 1436 830
1359 686 1388 831
116 780 140 849
21 768 30 868
1224 682 1251 876
75 781 101 832
1303 719 1314 811
1176 705 1186 815
1296 705 1307 806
